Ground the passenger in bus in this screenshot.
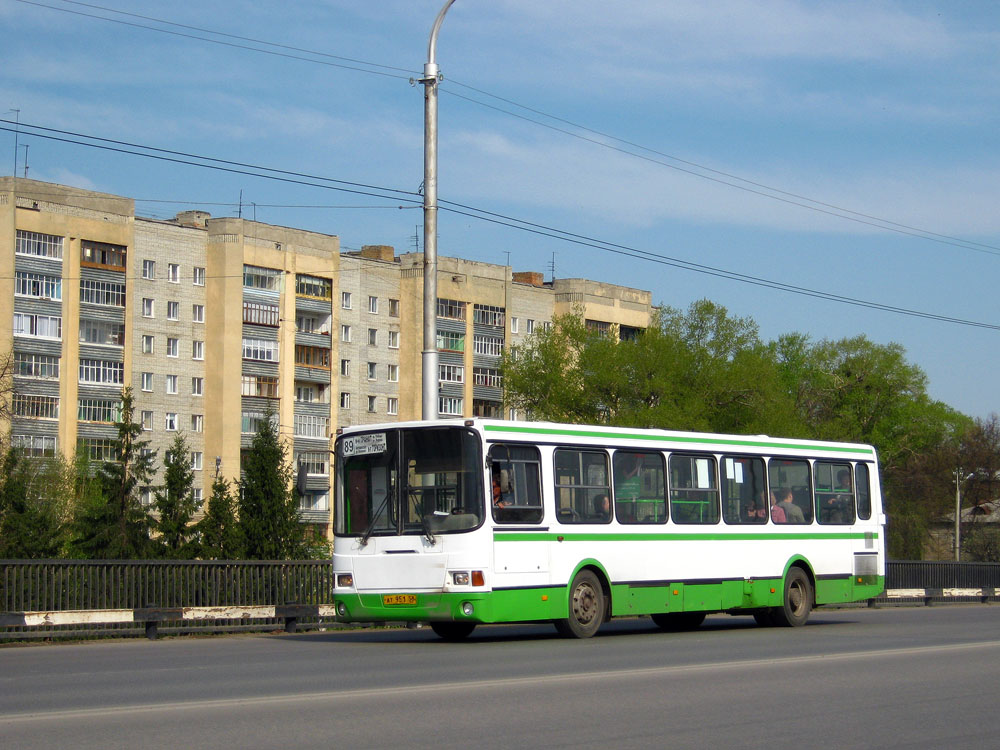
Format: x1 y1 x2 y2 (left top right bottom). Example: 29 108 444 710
776 488 805 523
744 492 767 522
769 491 786 523
824 469 853 523
491 467 510 508
591 493 611 522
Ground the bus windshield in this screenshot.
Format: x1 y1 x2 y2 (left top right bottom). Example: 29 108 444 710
335 426 484 537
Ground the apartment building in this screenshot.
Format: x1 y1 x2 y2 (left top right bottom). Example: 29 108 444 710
2 178 653 537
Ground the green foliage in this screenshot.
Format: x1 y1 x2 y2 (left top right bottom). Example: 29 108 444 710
238 410 305 560
0 445 68 558
154 433 197 558
67 388 157 559
196 473 244 560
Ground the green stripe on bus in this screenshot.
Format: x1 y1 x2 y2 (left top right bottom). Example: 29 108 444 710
493 531 876 542
483 423 874 456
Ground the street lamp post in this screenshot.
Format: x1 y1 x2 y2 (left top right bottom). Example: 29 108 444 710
954 468 973 561
419 0 456 421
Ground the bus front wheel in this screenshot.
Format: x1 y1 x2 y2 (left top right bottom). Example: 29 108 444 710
430 621 476 640
772 567 812 627
555 570 605 638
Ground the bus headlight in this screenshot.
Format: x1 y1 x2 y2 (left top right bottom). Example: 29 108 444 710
337 574 354 588
452 571 470 586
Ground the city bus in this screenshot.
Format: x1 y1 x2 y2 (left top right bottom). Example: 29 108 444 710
331 419 885 639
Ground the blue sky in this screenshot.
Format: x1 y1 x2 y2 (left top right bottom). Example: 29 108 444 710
4 0 999 418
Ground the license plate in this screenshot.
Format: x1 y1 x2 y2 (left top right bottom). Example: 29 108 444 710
382 594 417 606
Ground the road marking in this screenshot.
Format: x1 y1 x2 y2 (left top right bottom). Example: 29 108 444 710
4 639 1000 724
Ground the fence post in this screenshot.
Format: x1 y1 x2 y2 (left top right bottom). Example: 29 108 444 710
145 603 158 640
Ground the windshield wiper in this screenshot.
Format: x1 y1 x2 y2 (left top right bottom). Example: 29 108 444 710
359 490 392 548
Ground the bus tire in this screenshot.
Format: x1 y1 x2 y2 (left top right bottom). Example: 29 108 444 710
555 570 605 638
430 621 477 640
772 567 812 627
651 612 706 631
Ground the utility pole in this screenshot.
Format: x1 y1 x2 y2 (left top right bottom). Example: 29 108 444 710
418 0 456 421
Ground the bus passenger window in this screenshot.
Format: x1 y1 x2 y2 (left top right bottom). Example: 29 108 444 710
856 463 872 520
721 456 766 525
489 444 543 524
613 451 666 524
554 449 611 524
815 462 855 525
668 454 719 524
768 459 812 524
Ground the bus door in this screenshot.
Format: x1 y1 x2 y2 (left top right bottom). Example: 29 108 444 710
490 444 548 581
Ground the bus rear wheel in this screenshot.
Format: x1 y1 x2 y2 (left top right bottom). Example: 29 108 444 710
430 621 476 640
554 570 605 638
651 612 706 631
771 567 812 627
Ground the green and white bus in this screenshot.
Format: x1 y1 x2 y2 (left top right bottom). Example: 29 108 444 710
332 419 885 639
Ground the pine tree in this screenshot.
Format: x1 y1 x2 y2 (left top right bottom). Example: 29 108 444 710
155 433 197 558
196 473 244 559
238 410 304 559
68 388 156 559
0 444 67 558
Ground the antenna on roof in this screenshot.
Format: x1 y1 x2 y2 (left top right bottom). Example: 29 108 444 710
548 252 556 282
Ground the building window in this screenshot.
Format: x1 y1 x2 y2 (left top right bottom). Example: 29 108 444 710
15 229 63 260
15 271 62 301
190 452 203 471
13 352 59 379
387 364 398 382
295 383 319 402
193 488 203 507
526 319 536 334
341 325 352 343
296 451 329 476
367 362 377 380
388 298 400 317
299 492 330 512
296 275 332 299
436 330 464 352
192 340 204 360
192 304 205 323
340 392 350 409
368 296 378 314
340 359 350 377
141 336 157 357
12 394 60 419
439 364 464 384
165 413 178 431
13 312 61 340
341 291 352 309
511 317 519 334
166 375 178 394
474 334 503 357
81 240 126 271
141 372 154 391
474 367 502 388
295 345 331 369
243 265 281 291
241 375 279 398
142 259 155 279
473 304 505 327
168 263 180 283
473 399 503 418
387 397 398 416
79 359 123 385
78 438 117 462
296 314 329 334
191 414 204 432
437 298 466 321
167 338 179 357
193 266 206 286
294 414 329 438
368 328 377 346
141 410 153 431
142 298 155 318
191 377 204 396
241 411 277 434
78 397 121 423
438 396 463 416
167 301 179 321
79 319 124 347
243 300 279 327
80 278 125 307
11 434 57 456
367 395 377 413
242 338 279 362
388 331 399 349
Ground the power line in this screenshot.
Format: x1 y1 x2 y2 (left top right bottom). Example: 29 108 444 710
2 119 996 332
15 0 999 260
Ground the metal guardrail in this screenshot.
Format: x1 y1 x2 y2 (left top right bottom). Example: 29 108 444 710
2 559 998 640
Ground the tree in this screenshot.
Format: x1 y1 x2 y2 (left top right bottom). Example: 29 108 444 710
239 411 304 559
0 445 68 558
68 388 156 559
154 433 197 558
0 347 12 425
196 473 244 559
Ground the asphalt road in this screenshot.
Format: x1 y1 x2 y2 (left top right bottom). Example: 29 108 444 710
2 605 999 749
